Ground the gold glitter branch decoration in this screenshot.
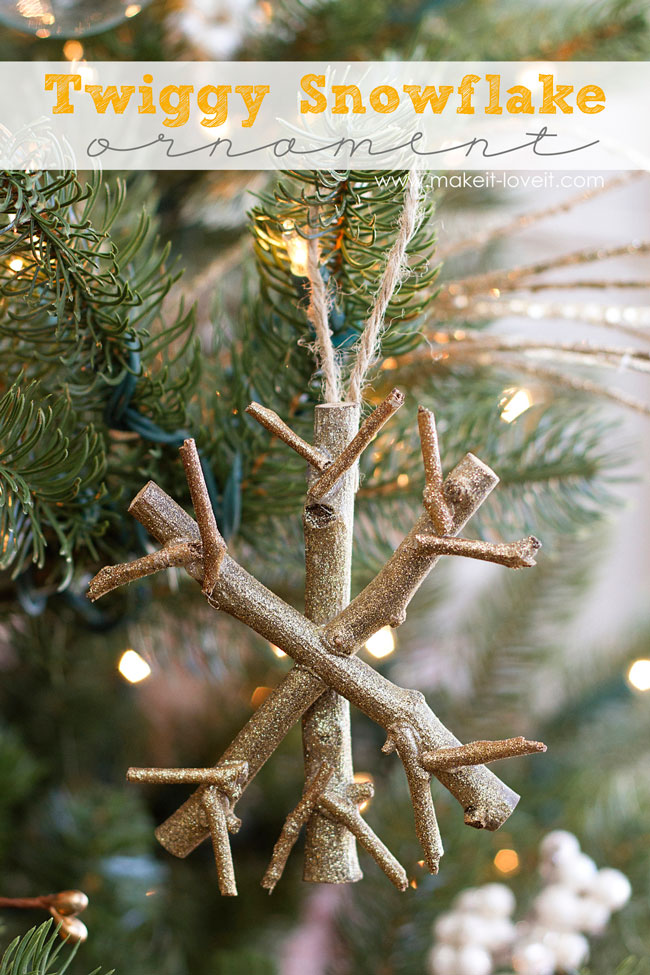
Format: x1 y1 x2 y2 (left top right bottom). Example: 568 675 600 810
88 397 546 895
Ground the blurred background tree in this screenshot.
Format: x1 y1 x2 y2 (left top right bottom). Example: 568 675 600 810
0 2 649 974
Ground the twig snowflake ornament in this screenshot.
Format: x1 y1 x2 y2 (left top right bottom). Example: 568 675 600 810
88 401 545 895
88 172 547 896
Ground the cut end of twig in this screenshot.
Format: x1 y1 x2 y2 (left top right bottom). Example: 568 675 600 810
87 568 113 602
387 387 406 408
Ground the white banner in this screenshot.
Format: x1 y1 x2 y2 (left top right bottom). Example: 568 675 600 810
1 61 648 170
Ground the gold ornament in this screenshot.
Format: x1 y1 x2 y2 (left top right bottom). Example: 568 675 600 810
0 888 89 941
49 889 89 916
89 391 546 897
50 909 88 943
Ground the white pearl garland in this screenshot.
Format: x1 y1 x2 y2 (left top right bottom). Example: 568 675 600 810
427 831 631 975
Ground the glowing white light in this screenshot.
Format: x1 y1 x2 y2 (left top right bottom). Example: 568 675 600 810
118 649 152 683
9 257 24 272
500 388 532 424
365 626 395 659
270 643 286 658
628 659 650 692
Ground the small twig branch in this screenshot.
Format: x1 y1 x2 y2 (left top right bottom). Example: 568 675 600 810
308 388 405 501
325 452 500 651
417 406 453 534
88 541 200 602
422 737 547 773
245 402 330 471
383 725 442 874
348 171 424 402
307 230 341 403
262 763 334 892
318 793 408 891
127 762 248 795
201 786 238 896
179 439 226 595
415 534 542 569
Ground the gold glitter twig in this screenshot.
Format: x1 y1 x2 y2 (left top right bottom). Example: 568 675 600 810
422 737 547 773
308 388 405 501
262 763 334 892
202 786 238 896
317 792 408 891
302 403 364 885
414 534 542 569
245 402 330 471
179 439 226 596
127 763 247 896
126 763 248 791
383 725 442 874
417 406 453 534
88 541 200 602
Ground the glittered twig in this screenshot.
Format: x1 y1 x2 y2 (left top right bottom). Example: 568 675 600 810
179 438 226 596
245 402 330 471
383 725 442 874
202 786 238 896
308 388 405 501
88 541 200 602
414 534 542 569
417 406 453 534
422 737 547 773
127 762 248 793
318 792 408 891
262 763 334 892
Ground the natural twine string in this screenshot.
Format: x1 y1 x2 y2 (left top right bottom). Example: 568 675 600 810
347 170 425 403
306 232 342 404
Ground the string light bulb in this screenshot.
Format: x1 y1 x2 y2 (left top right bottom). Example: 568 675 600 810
282 220 310 277
118 649 151 683
627 659 650 692
500 388 532 423
9 257 24 272
63 39 83 59
494 848 520 875
364 625 396 659
353 771 374 813
269 643 286 658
